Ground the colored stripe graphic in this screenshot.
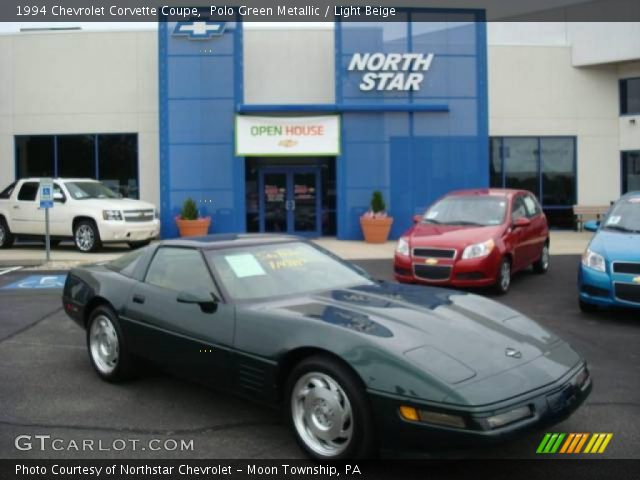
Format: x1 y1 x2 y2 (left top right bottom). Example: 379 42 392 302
536 433 552 453
559 433 575 453
574 433 589 453
537 433 613 454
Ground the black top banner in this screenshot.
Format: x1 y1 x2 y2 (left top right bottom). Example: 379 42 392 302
1 0 640 22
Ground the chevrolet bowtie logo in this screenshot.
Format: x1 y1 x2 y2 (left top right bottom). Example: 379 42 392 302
173 21 226 40
424 258 438 265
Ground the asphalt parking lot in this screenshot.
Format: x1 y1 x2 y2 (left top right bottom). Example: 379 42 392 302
0 255 638 459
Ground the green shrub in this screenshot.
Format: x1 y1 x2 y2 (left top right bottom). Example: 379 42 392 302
370 191 386 214
180 197 199 220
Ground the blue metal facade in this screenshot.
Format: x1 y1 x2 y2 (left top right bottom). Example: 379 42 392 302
159 11 488 240
159 20 244 239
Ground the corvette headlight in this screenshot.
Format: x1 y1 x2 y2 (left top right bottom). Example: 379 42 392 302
102 210 123 221
462 239 495 259
478 405 532 430
396 237 410 256
582 249 605 272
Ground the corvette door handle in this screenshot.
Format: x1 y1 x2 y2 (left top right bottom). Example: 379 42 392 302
132 294 145 304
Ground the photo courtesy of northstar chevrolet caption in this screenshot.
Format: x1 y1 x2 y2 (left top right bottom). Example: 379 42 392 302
1 0 639 478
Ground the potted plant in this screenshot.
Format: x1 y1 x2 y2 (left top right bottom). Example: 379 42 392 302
360 191 394 243
175 197 211 237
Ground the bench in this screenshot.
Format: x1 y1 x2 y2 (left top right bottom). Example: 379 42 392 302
573 205 610 231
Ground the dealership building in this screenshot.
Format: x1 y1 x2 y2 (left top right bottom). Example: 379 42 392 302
0 13 639 239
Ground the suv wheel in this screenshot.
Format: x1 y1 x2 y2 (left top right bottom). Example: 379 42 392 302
0 218 15 249
74 220 102 253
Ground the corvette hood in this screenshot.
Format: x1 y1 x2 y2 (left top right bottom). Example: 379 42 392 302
408 224 504 248
266 282 579 403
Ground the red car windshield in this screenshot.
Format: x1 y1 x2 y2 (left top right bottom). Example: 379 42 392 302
421 195 508 227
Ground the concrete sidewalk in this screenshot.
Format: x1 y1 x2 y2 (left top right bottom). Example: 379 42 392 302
0 231 592 270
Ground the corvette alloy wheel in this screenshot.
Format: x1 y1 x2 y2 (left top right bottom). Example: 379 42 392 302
89 314 120 375
291 372 354 458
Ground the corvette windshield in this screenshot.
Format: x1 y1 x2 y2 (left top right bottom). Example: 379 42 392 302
207 242 375 301
65 181 119 200
602 198 640 233
422 196 507 226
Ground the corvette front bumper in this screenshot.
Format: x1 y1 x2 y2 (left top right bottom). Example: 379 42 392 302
369 363 592 452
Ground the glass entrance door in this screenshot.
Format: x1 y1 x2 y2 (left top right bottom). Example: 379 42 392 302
259 168 320 236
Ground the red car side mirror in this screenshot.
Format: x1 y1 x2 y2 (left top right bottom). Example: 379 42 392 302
513 217 531 228
413 215 422 224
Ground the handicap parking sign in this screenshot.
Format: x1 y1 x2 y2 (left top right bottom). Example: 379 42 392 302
2 275 67 290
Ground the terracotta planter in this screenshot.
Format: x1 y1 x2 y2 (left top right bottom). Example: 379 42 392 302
360 217 394 244
175 216 211 237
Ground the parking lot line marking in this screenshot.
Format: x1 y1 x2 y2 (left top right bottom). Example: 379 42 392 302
0 266 22 276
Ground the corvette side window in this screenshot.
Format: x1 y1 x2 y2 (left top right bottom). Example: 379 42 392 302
512 197 527 221
145 247 218 296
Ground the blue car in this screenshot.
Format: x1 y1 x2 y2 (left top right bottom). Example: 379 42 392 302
579 192 640 312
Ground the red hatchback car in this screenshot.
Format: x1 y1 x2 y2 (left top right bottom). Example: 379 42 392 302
394 189 550 294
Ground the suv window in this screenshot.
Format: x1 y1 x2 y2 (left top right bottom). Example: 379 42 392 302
523 195 541 217
17 182 39 201
53 183 66 202
512 197 527 221
145 247 218 295
0 182 16 199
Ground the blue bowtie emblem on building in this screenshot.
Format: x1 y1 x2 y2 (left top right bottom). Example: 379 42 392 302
173 21 226 39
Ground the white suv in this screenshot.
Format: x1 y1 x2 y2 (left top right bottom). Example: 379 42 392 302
0 178 160 252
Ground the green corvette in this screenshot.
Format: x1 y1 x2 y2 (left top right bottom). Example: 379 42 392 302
62 234 591 459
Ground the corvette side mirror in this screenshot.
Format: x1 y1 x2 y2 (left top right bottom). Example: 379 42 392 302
413 215 422 224
177 290 218 314
513 217 531 228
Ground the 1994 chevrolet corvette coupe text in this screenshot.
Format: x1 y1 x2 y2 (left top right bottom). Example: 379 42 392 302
62 234 591 459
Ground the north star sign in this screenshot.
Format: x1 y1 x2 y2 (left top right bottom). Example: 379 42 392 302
348 52 435 91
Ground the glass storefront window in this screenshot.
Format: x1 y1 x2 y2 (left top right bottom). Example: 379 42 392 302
622 151 640 194
620 78 640 115
57 135 96 179
14 134 139 198
99 134 138 198
490 136 576 228
541 137 576 206
503 138 539 197
15 136 55 178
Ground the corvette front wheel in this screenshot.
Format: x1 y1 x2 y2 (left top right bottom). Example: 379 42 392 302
286 355 375 460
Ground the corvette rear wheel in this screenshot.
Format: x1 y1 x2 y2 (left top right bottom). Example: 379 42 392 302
87 305 133 382
287 355 374 460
